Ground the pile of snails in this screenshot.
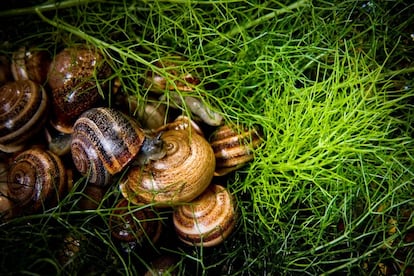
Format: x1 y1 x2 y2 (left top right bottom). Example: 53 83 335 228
0 45 262 257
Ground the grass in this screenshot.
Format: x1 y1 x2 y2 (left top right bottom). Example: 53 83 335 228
1 0 413 275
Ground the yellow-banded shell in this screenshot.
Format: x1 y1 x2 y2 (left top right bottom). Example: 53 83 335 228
173 184 237 247
209 124 262 176
120 127 215 206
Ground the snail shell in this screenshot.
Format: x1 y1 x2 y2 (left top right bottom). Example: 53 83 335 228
173 184 237 247
156 115 204 137
47 46 112 133
145 55 200 92
0 159 14 220
120 127 215 206
0 80 48 153
209 124 262 176
6 148 66 214
11 46 51 84
124 95 167 131
71 107 145 186
109 198 162 245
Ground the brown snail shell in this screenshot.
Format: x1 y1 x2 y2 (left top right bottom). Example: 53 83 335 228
47 46 112 133
71 107 145 186
124 95 167 131
209 124 262 176
0 159 14 220
156 115 204 137
109 198 162 245
120 127 215 206
145 55 200 93
173 184 237 247
11 46 51 84
0 80 48 153
78 185 106 210
6 148 67 214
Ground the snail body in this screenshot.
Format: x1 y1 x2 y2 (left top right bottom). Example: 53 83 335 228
11 46 51 84
0 80 48 153
210 124 262 176
71 107 145 186
173 184 237 247
48 46 112 133
120 127 215 206
7 147 67 214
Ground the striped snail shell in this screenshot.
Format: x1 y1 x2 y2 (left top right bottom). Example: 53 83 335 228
109 198 162 245
71 107 145 186
6 148 67 214
173 184 237 247
11 46 51 84
120 127 215 206
209 124 262 176
48 46 112 133
0 80 48 153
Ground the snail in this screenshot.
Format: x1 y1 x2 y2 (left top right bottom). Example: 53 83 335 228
155 115 204 137
159 93 223 126
145 55 223 126
0 159 14 220
11 46 51 84
71 107 145 186
173 184 237 247
47 45 112 133
120 126 215 206
0 80 49 153
109 198 162 247
145 55 200 93
6 147 67 215
209 124 262 176
123 95 168 131
78 185 106 210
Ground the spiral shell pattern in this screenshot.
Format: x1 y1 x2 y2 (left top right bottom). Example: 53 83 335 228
71 107 145 186
109 198 162 244
210 125 262 176
173 184 237 247
120 128 215 206
7 148 66 214
0 80 48 153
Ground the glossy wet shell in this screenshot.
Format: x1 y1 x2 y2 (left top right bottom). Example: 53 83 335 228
48 46 112 133
210 124 262 176
7 148 66 214
71 107 145 186
173 184 237 247
0 80 48 152
120 128 215 206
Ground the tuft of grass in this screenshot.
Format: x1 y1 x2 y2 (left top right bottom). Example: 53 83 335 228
1 0 413 275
